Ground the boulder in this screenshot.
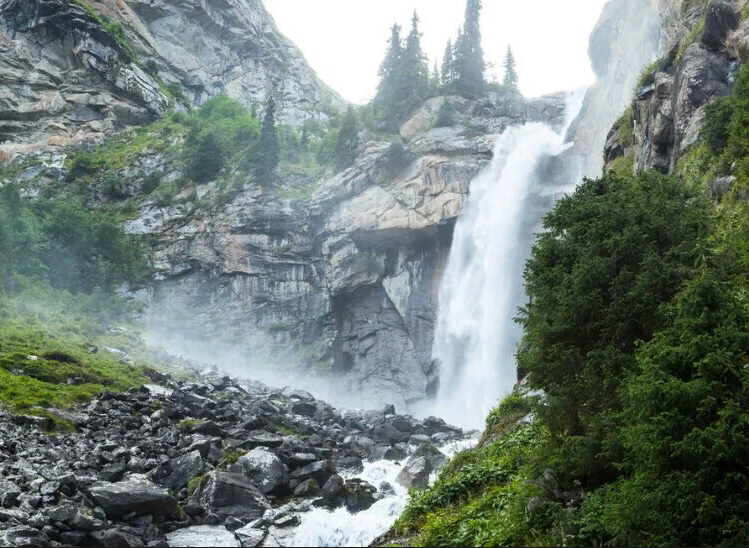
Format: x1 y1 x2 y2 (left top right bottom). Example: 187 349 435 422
89 529 145 547
240 432 285 450
342 479 377 513
293 478 322 498
229 447 290 495
234 524 267 547
153 450 203 491
395 456 433 489
412 443 447 470
0 526 50 547
165 526 240 548
197 472 271 522
701 0 740 50
87 475 177 519
291 401 317 417
290 460 336 487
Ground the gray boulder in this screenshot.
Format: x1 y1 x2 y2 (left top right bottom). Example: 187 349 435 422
89 529 145 547
87 475 177 519
229 447 290 495
234 524 267 547
701 0 740 50
0 526 50 547
197 472 271 522
290 460 336 487
152 450 203 491
342 479 378 513
166 526 240 548
412 444 447 470
395 456 433 489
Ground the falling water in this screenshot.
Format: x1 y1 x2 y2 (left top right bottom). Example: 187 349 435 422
430 90 586 429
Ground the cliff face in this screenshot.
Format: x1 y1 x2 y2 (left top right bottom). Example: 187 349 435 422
604 0 747 174
566 0 662 177
0 0 344 150
133 92 568 411
0 0 168 148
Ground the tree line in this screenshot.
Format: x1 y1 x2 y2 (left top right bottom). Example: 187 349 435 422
372 0 519 132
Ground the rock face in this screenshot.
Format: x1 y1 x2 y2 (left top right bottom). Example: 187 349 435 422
601 0 741 174
88 475 178 519
0 0 168 148
0 0 344 149
567 0 662 177
137 91 568 411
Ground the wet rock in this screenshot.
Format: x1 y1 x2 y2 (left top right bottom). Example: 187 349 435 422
90 528 146 547
88 475 177 519
229 447 290 496
165 450 204 491
196 472 271 522
0 526 50 547
241 432 284 450
293 478 321 498
320 474 345 502
290 460 336 487
165 525 240 547
413 444 447 470
371 423 410 445
291 401 317 417
701 0 739 50
342 479 377 513
234 524 266 548
395 456 433 489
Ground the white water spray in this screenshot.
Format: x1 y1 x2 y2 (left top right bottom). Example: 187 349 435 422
429 91 586 429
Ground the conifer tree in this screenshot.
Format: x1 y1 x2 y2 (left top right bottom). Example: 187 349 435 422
401 11 429 111
256 94 279 183
334 106 359 171
374 23 404 130
455 0 485 97
441 39 455 91
503 45 519 89
430 62 441 95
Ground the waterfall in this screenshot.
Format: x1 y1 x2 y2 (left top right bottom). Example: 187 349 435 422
429 90 586 429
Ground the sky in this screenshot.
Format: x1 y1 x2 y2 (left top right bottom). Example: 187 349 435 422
264 0 609 104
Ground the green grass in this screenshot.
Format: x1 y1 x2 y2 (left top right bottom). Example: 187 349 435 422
636 60 659 89
66 116 188 176
0 314 149 413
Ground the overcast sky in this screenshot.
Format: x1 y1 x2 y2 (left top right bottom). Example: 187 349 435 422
264 0 609 104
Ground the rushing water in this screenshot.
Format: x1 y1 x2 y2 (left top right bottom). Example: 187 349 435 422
289 438 478 547
428 90 586 429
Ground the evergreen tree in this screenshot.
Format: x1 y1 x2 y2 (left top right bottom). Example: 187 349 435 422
399 11 429 115
455 0 485 97
441 39 456 90
503 45 519 89
374 23 404 130
334 106 359 171
256 94 279 183
430 62 441 96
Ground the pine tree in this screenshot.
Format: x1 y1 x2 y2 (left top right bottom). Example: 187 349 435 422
334 106 359 171
455 0 485 98
441 39 455 91
374 23 404 130
430 62 441 96
256 94 279 183
503 45 519 89
400 11 429 113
